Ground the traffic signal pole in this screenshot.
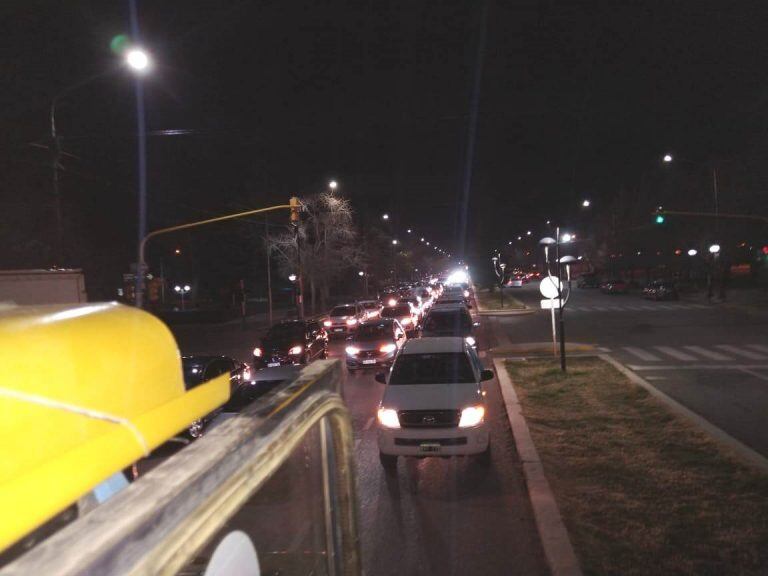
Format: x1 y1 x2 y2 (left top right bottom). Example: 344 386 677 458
136 201 296 308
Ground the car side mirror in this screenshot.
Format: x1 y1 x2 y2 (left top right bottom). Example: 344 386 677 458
480 369 494 382
375 372 387 384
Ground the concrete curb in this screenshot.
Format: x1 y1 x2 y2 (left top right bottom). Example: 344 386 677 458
599 354 768 475
493 357 583 576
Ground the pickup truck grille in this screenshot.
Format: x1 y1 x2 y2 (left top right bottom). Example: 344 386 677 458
398 409 461 428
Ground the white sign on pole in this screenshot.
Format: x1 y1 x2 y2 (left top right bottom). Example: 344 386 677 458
540 299 562 309
539 276 562 299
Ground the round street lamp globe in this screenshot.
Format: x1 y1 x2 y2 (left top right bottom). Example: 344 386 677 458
582 199 591 207
288 274 297 282
687 249 698 256
358 271 364 277
126 48 150 72
561 233 573 243
174 285 181 293
183 285 191 292
709 244 721 254
382 213 389 220
663 154 673 163
392 239 398 245
328 180 338 190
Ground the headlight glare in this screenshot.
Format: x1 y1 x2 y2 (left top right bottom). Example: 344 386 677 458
377 407 400 429
459 405 485 428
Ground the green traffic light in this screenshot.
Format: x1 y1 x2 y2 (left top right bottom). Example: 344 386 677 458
655 214 665 224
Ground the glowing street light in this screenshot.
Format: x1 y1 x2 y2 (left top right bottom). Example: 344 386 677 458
582 199 591 207
561 233 573 243
288 274 297 282
125 48 151 72
382 213 389 221
687 249 698 256
392 239 399 245
173 284 191 310
328 180 338 190
407 228 412 233
517 235 522 241
420 237 425 242
709 244 721 254
526 230 532 236
358 271 364 277
663 154 673 163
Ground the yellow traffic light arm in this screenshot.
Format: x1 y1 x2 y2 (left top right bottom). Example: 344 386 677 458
137 199 300 307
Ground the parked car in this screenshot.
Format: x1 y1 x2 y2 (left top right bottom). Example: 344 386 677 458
253 319 328 369
324 303 366 338
345 318 407 371
422 304 477 348
600 279 628 294
381 303 419 336
181 355 252 439
643 280 679 301
577 274 600 288
359 299 383 320
375 337 493 469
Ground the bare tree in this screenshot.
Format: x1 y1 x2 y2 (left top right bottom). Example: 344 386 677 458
268 191 362 313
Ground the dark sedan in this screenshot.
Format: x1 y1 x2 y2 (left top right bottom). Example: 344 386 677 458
643 280 679 301
181 355 252 439
345 318 407 371
600 279 629 294
253 319 327 369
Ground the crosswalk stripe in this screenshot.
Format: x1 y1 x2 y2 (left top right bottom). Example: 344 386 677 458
683 346 731 361
624 347 662 361
747 344 768 355
715 345 768 360
654 346 697 361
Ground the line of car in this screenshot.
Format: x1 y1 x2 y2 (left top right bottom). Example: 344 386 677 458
578 273 680 300
175 275 493 472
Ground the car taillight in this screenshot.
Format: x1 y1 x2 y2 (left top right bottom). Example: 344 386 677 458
253 347 262 357
459 405 485 428
323 320 332 327
377 408 400 429
379 343 396 353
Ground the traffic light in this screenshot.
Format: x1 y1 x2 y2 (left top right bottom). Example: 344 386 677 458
289 196 301 224
655 213 665 224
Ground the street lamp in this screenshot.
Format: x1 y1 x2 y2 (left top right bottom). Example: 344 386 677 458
539 229 572 371
582 199 591 207
288 274 297 282
407 228 412 233
526 230 532 236
663 154 673 163
561 233 573 243
420 237 425 242
125 48 151 72
328 180 338 191
709 244 721 254
688 249 698 256
173 284 191 310
392 239 399 245
382 213 389 221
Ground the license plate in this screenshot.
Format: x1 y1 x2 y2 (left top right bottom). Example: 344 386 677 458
362 359 377 365
419 443 441 453
333 328 344 332
267 362 280 368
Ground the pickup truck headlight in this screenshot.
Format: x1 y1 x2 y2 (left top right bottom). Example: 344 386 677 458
288 345 303 355
459 405 485 428
377 407 400 429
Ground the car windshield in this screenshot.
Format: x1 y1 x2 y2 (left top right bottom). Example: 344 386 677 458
182 361 207 387
266 323 305 340
355 323 391 340
424 311 471 332
389 352 475 385
382 305 411 317
361 302 379 309
330 306 356 316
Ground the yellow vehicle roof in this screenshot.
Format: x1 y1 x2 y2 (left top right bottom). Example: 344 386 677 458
0 302 230 552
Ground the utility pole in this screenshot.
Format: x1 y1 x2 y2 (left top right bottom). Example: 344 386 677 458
290 197 304 319
265 217 273 326
49 103 63 265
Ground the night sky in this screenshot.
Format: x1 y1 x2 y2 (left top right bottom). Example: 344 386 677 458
2 1 767 293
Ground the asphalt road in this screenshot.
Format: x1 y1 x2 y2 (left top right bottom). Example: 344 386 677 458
495 283 768 457
167 315 549 576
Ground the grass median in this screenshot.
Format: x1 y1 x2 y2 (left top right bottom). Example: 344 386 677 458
475 288 525 310
506 356 768 576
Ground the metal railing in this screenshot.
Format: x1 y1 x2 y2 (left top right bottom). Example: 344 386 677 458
2 360 361 576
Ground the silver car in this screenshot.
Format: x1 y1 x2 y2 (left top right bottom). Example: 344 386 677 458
345 318 407 371
324 303 366 338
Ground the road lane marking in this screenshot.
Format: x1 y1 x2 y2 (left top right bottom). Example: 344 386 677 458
592 306 609 311
655 346 697 361
740 368 768 381
715 345 768 361
747 344 768 355
624 347 662 361
683 346 731 361
629 364 768 371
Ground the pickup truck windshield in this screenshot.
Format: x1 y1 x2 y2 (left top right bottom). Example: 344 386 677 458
389 353 475 385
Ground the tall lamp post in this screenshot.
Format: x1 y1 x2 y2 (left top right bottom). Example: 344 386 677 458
491 254 507 308
174 284 190 310
539 229 576 372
